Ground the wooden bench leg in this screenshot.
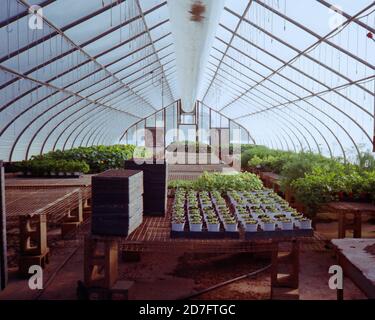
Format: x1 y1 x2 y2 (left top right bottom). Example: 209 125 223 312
338 212 346 238
353 212 362 238
271 240 300 300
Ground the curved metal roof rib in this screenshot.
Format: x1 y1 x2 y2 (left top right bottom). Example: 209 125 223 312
0 0 373 161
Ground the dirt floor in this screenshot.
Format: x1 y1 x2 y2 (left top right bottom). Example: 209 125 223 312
0 215 372 300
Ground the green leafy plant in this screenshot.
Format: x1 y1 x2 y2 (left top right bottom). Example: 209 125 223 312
16 145 137 174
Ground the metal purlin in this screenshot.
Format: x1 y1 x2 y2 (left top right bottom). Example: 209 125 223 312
134 0 175 103
26 52 175 156
208 69 313 153
0 64 141 118
218 15 374 117
316 0 375 34
78 102 175 152
84 67 178 144
236 75 374 119
209 53 334 158
2 66 141 161
211 42 346 159
201 0 255 102
15 0 159 111
218 2 375 111
0 0 127 64
206 69 311 153
0 0 56 29
1 17 172 160
0 72 139 161
214 40 365 161
14 38 175 159
217 8 375 139
255 0 374 69
213 34 372 149
202 78 300 153
0 2 168 106
213 28 369 158
227 101 298 153
57 68 177 154
0 27 171 140
211 49 339 158
228 4 375 103
207 60 328 155
0 21 170 117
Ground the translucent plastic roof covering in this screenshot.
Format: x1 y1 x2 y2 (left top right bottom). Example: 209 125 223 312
0 0 374 161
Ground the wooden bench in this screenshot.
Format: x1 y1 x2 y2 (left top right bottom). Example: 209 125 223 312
323 202 375 238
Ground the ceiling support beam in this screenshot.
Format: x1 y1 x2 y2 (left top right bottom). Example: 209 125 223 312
315 0 375 34
135 0 174 104
253 0 374 69
17 0 156 112
221 2 375 111
202 0 254 101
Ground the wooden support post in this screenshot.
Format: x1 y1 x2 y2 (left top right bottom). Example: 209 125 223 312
0 160 8 290
83 196 92 220
271 240 300 300
19 213 49 276
353 212 362 238
338 211 362 239
83 235 132 300
84 236 118 289
62 190 83 238
338 211 346 238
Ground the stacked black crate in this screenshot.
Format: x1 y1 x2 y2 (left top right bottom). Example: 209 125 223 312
91 169 143 236
124 160 167 216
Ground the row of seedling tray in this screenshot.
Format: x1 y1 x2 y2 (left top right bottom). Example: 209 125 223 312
227 190 312 232
171 190 240 238
171 188 313 239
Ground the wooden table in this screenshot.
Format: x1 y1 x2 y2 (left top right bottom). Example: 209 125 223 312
331 239 375 299
323 202 375 238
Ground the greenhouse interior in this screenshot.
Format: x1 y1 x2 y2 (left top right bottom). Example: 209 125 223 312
0 0 374 303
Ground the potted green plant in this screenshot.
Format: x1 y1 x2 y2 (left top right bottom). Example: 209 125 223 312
172 216 185 232
56 160 67 176
244 218 258 232
291 211 303 222
206 216 220 232
295 217 312 229
260 217 276 231
189 215 203 232
223 216 238 232
279 217 293 230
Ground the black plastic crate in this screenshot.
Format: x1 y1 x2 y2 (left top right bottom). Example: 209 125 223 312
124 160 167 216
92 213 143 236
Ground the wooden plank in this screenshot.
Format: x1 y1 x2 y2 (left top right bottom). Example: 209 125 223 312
0 161 8 290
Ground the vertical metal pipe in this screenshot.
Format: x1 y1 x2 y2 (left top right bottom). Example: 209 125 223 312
0 160 8 290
